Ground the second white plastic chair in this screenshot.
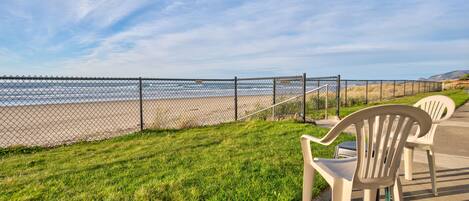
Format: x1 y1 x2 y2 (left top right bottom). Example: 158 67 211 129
404 95 456 196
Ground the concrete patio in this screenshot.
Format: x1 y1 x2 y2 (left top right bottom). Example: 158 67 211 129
397 100 469 200
316 100 469 200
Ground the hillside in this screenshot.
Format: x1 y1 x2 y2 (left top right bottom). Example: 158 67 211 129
425 70 469 81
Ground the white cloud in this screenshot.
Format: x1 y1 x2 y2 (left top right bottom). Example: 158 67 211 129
0 0 468 79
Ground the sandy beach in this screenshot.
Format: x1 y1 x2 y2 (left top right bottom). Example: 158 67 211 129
0 95 275 147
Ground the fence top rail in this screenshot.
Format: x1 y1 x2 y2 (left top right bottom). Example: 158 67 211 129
306 79 339 82
0 76 140 81
306 76 338 80
343 79 441 83
142 78 234 81
237 75 303 81
0 75 442 83
0 76 237 82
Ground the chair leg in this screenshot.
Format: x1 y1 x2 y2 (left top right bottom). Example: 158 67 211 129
334 146 339 159
302 165 315 201
404 147 414 180
392 177 403 201
376 188 380 201
364 188 378 201
331 182 351 201
426 149 438 196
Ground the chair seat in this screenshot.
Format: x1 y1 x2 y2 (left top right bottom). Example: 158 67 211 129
312 157 357 181
405 140 432 149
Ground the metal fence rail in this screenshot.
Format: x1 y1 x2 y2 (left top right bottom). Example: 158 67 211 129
239 84 329 120
0 75 442 147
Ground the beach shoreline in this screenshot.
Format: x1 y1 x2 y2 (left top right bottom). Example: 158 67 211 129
0 95 275 147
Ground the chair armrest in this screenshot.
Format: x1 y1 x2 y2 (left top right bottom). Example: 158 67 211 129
300 134 334 164
300 135 330 146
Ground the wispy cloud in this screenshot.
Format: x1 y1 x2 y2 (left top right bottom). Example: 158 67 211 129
0 0 468 79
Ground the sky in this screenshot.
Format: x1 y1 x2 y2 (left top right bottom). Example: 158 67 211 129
0 0 468 79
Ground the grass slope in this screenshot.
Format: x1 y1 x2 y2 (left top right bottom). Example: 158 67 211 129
0 121 354 200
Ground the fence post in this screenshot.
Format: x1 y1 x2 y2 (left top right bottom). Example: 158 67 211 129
393 80 396 97
411 81 414 95
417 81 419 94
234 76 238 121
272 78 276 119
325 85 328 120
139 77 144 131
272 78 276 104
336 75 341 118
403 80 406 96
365 80 369 104
380 80 383 101
317 80 320 110
345 80 348 107
302 73 306 123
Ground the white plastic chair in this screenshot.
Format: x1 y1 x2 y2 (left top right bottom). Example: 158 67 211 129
301 105 432 201
404 95 456 196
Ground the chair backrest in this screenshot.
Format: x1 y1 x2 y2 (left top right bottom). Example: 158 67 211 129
326 105 432 188
412 95 455 144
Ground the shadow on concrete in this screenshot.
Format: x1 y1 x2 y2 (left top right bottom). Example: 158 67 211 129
404 184 469 200
402 167 469 200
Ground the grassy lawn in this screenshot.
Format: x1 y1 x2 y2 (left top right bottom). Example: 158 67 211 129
0 121 354 200
0 89 467 200
337 89 468 117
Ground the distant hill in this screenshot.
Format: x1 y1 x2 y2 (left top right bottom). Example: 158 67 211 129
424 70 469 81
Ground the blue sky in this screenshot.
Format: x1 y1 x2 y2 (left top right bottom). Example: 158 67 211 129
0 0 468 79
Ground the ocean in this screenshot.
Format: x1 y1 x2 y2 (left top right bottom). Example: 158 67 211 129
0 79 309 106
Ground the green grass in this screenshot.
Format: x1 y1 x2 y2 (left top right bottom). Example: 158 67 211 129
338 89 468 117
0 89 467 200
0 121 354 201
306 89 469 119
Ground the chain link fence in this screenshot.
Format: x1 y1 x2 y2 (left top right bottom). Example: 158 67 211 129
141 78 235 130
0 77 141 147
341 80 442 107
236 76 305 121
305 77 340 120
0 75 441 147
